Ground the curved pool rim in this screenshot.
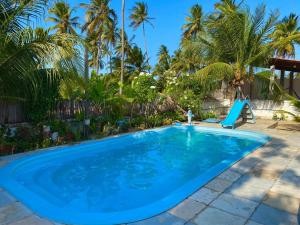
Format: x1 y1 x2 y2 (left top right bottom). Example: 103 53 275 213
0 125 271 225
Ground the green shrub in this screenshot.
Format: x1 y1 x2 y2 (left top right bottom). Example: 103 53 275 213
129 116 144 128
199 112 217 120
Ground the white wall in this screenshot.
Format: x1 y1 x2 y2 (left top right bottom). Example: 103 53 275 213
251 100 298 120
202 100 299 121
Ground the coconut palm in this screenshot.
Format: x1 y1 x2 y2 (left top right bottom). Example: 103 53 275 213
191 4 279 100
47 1 79 34
153 45 170 74
271 14 300 58
0 0 80 101
182 4 204 40
115 29 135 80
115 30 133 57
271 13 300 88
87 33 105 70
126 46 150 75
158 45 170 66
120 0 125 94
102 24 119 74
129 2 153 61
214 0 241 14
81 0 116 37
81 0 117 74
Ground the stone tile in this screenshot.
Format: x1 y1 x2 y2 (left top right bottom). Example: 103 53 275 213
193 207 246 225
279 169 300 186
234 175 274 190
257 161 290 172
287 161 300 174
247 166 284 181
130 213 186 225
226 182 268 202
211 193 259 218
189 188 220 205
271 181 300 199
205 178 232 192
245 220 263 225
263 191 300 215
0 203 32 225
218 169 241 182
251 204 298 225
169 199 206 221
261 155 291 163
7 215 53 225
231 157 259 174
0 192 17 208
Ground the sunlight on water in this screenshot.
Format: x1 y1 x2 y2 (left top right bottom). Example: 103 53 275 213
14 126 261 213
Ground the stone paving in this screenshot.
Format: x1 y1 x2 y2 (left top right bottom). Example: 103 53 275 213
0 120 299 225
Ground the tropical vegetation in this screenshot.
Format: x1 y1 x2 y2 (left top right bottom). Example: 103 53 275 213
1 0 300 155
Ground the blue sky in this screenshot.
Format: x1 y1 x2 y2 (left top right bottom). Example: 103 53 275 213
43 0 300 68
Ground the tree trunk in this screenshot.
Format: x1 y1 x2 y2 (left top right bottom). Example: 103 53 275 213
84 46 89 80
249 82 253 100
109 44 113 75
120 0 125 95
84 46 90 119
289 71 294 96
142 23 149 62
249 66 254 100
96 43 101 75
280 70 285 88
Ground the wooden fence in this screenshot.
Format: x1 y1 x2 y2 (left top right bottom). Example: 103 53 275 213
0 101 101 124
1 78 299 124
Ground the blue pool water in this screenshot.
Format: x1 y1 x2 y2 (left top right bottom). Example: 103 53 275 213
0 126 270 225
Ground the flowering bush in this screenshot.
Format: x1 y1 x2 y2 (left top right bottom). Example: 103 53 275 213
132 72 158 104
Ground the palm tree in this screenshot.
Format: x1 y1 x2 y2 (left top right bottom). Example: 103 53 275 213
271 13 300 89
158 45 170 66
0 0 80 101
214 0 241 14
126 46 150 75
191 4 279 100
153 45 170 75
129 2 154 61
47 1 79 34
115 29 133 57
120 0 125 94
81 0 117 74
102 24 119 74
182 4 204 40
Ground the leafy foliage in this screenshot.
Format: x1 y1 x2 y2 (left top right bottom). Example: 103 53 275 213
132 73 158 104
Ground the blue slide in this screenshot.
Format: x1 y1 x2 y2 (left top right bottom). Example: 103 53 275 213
221 99 255 129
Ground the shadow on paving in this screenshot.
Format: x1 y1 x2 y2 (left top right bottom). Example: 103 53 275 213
222 135 300 225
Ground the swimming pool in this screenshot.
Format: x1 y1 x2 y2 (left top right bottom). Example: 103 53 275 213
0 125 270 225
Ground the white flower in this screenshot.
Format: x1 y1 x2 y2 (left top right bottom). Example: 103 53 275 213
150 86 156 89
139 72 145 76
134 76 138 79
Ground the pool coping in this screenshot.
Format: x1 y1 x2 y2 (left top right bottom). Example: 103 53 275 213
0 125 271 225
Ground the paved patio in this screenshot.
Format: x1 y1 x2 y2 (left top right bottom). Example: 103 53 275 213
0 120 299 225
